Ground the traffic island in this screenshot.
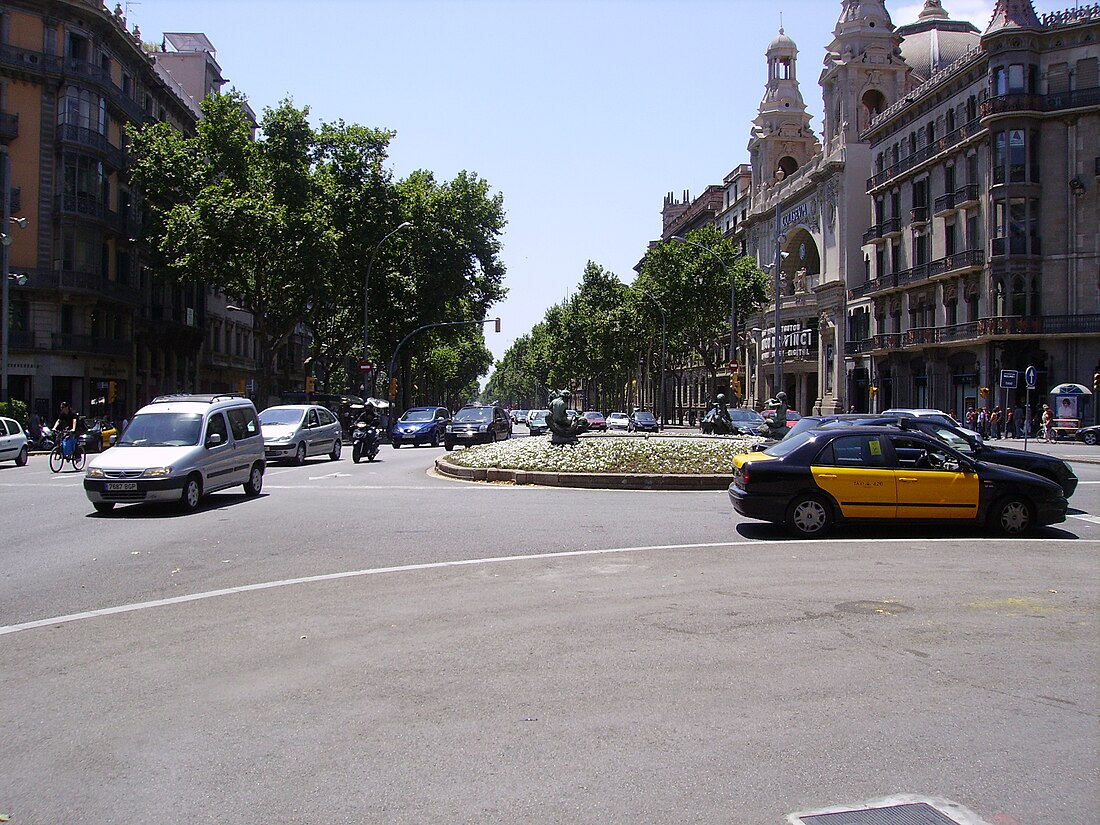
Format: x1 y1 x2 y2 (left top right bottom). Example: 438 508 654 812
434 433 756 490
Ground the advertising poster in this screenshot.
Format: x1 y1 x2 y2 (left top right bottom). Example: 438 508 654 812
1056 395 1078 420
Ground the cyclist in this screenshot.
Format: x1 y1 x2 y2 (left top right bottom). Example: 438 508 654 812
53 401 78 435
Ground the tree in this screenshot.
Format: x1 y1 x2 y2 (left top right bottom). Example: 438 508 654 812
636 226 769 397
130 92 336 405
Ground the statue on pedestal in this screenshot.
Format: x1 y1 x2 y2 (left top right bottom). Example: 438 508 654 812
759 391 789 440
547 389 590 445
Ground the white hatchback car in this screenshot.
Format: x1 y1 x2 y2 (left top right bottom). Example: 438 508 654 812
0 416 29 466
606 412 631 431
258 404 343 463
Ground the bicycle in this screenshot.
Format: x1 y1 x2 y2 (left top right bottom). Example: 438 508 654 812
49 430 86 473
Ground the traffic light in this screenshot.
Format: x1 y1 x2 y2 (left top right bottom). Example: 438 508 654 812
389 377 398 401
108 381 117 403
731 375 742 398
979 386 990 398
305 376 315 393
238 379 246 396
1093 372 1100 392
494 317 501 333
869 385 878 397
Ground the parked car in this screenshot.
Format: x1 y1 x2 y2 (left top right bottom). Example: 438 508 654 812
788 414 1078 499
606 412 630 431
511 409 529 426
259 404 343 464
445 404 512 450
391 406 451 448
84 393 266 513
0 416 29 466
582 411 607 431
527 409 551 436
629 410 659 432
1075 423 1100 446
729 426 1067 538
882 407 981 441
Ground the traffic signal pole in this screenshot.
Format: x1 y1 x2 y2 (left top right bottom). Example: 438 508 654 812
386 318 501 410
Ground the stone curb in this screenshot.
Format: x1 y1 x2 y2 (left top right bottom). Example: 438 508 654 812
434 456 734 490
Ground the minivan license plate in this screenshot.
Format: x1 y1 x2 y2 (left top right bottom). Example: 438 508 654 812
106 482 138 491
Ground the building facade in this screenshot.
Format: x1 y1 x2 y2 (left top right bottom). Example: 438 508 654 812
850 0 1100 422
655 0 1098 421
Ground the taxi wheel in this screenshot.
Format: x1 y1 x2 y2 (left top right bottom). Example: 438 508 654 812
786 494 834 538
990 496 1033 536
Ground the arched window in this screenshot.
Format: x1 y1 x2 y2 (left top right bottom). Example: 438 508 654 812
861 90 886 132
777 156 799 178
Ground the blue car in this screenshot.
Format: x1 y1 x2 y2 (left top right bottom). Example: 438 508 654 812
391 406 451 448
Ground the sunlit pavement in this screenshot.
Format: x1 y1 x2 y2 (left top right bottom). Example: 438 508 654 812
0 446 1096 824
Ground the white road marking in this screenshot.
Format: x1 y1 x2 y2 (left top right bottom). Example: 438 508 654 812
306 472 353 480
3 537 1096 638
1069 513 1100 525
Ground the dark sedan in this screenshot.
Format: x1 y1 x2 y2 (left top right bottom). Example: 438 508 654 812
629 410 659 432
1075 423 1100 446
729 426 1067 538
391 406 451 448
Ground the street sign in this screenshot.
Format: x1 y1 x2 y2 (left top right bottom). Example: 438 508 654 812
1025 365 1038 389
358 360 373 373
728 361 738 371
1000 369 1018 389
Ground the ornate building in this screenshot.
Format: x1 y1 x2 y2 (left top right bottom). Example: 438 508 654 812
849 0 1099 418
654 0 1097 420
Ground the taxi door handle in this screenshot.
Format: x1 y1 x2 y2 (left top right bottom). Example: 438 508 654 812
898 477 918 483
817 473 837 478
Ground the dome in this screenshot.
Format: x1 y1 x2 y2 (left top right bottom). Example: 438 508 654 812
897 1 980 81
769 28 797 52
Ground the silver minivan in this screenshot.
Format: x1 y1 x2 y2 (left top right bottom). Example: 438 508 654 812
83 394 266 513
259 404 343 463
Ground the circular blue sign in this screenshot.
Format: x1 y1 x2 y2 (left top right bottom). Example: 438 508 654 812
1025 365 1038 389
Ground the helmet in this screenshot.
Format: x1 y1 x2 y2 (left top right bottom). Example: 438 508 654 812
776 391 787 401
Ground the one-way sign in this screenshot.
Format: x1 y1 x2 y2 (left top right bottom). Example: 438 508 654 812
1025 365 1038 389
1000 369 1018 389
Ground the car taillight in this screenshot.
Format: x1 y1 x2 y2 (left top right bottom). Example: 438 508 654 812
739 467 749 484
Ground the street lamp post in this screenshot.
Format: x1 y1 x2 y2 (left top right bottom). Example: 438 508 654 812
364 221 412 395
670 235 735 401
637 288 667 429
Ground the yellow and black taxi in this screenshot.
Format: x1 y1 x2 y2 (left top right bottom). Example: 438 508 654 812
729 426 1067 537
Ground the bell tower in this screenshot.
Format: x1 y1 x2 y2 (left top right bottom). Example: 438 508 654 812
747 28 821 192
819 0 910 156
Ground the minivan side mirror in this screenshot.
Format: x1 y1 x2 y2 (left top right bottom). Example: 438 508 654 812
206 432 224 448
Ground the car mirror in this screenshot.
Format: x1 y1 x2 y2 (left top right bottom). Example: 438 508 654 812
750 443 767 452
958 456 977 473
206 432 224 448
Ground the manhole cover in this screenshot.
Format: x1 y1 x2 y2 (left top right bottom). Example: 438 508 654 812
793 802 962 825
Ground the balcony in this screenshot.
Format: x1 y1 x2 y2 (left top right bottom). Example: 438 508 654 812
982 87 1100 119
929 249 984 277
933 192 956 215
8 330 36 349
56 123 125 169
991 237 1041 257
0 111 18 141
954 184 980 208
55 194 117 226
56 270 143 305
52 333 131 357
880 216 902 237
846 314 1100 355
910 206 929 225
862 224 884 245
867 118 982 190
845 337 876 356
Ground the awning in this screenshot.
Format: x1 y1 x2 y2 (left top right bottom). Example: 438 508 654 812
1048 383 1092 396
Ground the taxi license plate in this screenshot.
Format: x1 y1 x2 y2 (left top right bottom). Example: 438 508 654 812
106 482 138 491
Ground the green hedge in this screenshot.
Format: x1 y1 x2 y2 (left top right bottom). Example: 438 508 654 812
0 399 28 423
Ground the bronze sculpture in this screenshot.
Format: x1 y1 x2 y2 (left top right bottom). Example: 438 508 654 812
758 391 789 440
547 389 590 445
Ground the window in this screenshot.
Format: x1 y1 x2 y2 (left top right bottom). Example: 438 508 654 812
945 295 958 326
66 32 89 62
227 408 259 440
62 154 108 201
61 304 74 334
944 165 956 198
306 409 319 428
205 412 228 445
875 247 885 279
966 214 980 251
945 221 958 257
891 241 901 274
814 434 888 468
60 226 102 274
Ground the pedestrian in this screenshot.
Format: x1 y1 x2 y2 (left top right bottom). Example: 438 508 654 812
965 407 977 430
977 407 989 438
990 407 1001 439
688 409 696 428
1041 404 1054 443
1005 407 1015 438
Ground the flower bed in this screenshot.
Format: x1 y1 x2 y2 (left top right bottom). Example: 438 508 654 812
442 433 759 475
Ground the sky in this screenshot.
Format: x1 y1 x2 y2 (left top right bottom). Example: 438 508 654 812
124 0 1068 368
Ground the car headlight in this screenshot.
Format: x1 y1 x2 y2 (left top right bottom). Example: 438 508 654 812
142 467 173 477
86 467 104 478
270 435 293 443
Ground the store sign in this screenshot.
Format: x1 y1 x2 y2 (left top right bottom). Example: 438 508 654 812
782 202 809 230
760 322 817 359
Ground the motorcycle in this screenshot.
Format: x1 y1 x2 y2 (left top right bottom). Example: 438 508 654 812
351 421 381 463
25 423 55 452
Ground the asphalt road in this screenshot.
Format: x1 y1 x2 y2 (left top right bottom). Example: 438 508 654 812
1 434 1097 824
